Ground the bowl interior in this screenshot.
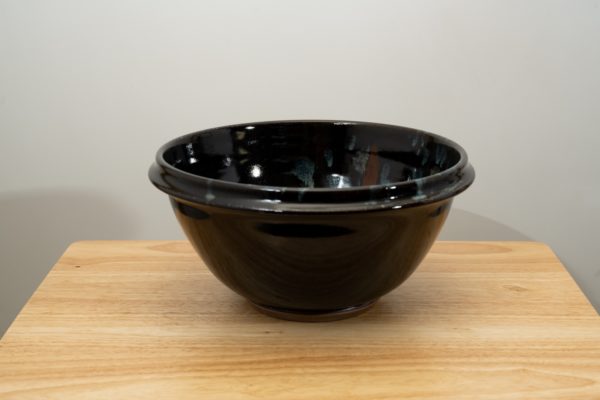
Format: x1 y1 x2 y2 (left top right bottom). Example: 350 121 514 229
162 122 461 189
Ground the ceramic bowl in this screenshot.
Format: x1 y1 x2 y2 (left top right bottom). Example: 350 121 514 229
149 120 475 321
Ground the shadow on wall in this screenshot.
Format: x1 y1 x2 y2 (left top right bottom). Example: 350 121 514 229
439 208 532 241
0 189 139 337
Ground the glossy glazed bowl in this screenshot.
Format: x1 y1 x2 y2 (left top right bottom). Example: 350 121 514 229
149 121 475 321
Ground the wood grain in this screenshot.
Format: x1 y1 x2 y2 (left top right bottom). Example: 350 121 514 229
0 241 599 399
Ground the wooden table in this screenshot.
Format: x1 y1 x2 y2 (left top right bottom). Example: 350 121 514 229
1 241 599 399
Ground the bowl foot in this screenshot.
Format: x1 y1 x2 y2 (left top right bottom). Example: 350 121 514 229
250 300 378 322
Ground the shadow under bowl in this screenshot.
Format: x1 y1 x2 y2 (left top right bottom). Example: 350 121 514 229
149 120 475 321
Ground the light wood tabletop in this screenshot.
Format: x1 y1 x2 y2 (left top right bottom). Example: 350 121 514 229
0 241 599 399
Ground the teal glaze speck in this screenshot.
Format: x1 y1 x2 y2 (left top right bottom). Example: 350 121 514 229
292 158 316 188
380 163 391 184
324 149 333 168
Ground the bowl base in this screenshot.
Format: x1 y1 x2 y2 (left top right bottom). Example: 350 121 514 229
250 300 378 322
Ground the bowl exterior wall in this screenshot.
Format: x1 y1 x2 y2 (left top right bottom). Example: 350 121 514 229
170 198 452 311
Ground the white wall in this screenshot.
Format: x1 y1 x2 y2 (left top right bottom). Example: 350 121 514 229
1 0 599 336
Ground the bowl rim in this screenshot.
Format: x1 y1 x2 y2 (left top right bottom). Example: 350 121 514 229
149 120 475 213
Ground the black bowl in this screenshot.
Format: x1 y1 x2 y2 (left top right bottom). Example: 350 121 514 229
149 120 474 321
